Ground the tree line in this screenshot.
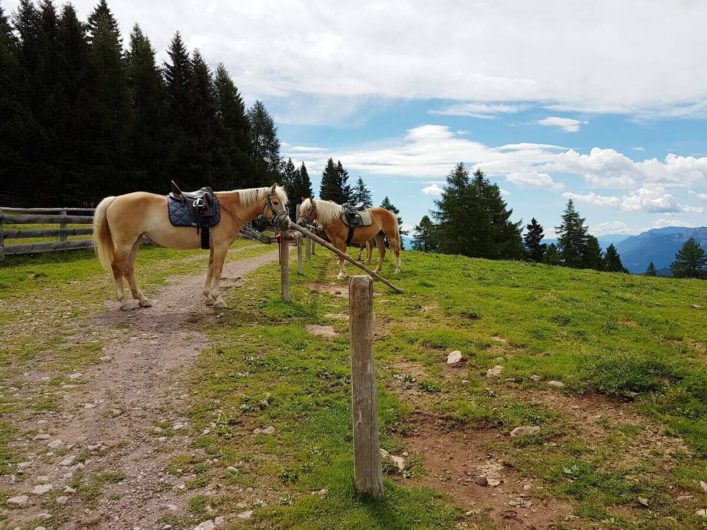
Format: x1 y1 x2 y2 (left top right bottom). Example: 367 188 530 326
0 0 284 205
412 163 629 272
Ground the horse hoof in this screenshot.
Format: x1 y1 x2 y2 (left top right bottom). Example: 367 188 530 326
120 301 140 311
139 299 152 308
213 300 228 309
205 298 215 306
337 273 346 280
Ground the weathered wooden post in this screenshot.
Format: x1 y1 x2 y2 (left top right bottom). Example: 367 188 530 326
59 209 68 245
279 231 291 303
297 236 304 275
0 208 5 261
349 275 384 498
305 236 312 262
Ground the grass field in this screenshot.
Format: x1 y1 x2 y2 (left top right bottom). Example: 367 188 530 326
1 245 706 529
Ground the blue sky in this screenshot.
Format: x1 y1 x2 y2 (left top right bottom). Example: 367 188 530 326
7 0 706 237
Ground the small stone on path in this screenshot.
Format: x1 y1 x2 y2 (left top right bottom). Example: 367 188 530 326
380 448 405 471
193 520 214 530
56 496 68 505
31 484 53 495
700 480 707 493
237 510 253 519
8 495 29 506
253 426 275 435
547 380 565 388
47 439 63 449
69 372 82 379
696 509 707 518
306 325 337 339
447 351 463 365
486 365 503 378
59 455 76 466
33 434 51 440
510 426 540 437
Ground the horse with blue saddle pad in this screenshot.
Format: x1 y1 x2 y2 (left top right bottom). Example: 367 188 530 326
93 183 288 309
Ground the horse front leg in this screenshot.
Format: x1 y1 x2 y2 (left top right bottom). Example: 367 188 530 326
203 246 215 305
374 234 386 274
335 240 348 280
125 238 151 307
209 243 229 309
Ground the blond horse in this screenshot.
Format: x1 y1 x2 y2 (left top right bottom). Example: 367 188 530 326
93 184 288 309
298 198 401 279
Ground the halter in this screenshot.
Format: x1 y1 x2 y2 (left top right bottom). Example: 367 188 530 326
260 189 282 220
301 199 318 225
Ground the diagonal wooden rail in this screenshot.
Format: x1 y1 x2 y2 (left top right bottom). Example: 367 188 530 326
286 220 403 294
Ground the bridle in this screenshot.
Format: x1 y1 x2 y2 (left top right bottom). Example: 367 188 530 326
260 189 282 220
301 199 318 225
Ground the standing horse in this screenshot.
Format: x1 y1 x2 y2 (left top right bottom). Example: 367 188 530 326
298 198 401 279
93 184 288 309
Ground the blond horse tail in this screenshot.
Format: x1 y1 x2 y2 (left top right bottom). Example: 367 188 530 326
93 196 116 270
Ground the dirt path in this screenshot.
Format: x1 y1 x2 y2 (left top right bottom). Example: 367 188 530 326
4 249 279 530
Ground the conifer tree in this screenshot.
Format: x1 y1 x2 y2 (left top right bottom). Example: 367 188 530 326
352 177 373 208
646 262 657 276
188 50 218 184
556 199 589 268
413 215 437 252
543 243 562 265
670 238 706 278
213 63 252 187
336 161 353 203
603 244 627 273
319 158 341 202
126 24 165 189
281 158 298 218
432 163 471 255
523 217 546 262
247 100 280 185
297 162 314 200
582 235 603 270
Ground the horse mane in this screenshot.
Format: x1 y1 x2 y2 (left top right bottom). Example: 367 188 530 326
235 186 288 207
311 199 342 225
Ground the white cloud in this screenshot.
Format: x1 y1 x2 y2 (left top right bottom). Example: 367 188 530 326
10 0 707 120
590 221 637 236
500 188 511 196
430 102 526 119
652 217 697 229
689 191 707 201
506 171 564 190
538 117 586 133
422 184 444 196
564 187 703 214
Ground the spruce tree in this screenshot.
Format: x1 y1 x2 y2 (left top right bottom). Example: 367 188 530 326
319 158 343 202
188 50 218 184
582 235 603 270
432 163 471 255
297 162 313 199
336 161 353 203
543 243 562 265
247 100 280 185
556 199 589 268
281 158 298 219
163 32 193 185
523 217 546 262
213 63 252 187
603 244 627 273
126 24 165 190
670 238 706 278
413 215 437 252
646 262 657 276
352 177 373 208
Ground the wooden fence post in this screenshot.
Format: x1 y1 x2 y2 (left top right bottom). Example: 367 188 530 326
305 236 311 262
59 209 67 244
297 237 304 275
0 209 5 261
279 232 291 303
349 275 383 498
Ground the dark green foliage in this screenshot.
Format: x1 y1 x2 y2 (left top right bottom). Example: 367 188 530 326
603 244 627 273
248 100 280 185
282 161 314 220
319 158 352 204
670 238 706 278
556 199 589 268
431 164 523 259
543 243 561 265
412 215 437 252
523 217 546 262
352 176 373 208
582 235 603 271
0 2 281 205
646 262 657 276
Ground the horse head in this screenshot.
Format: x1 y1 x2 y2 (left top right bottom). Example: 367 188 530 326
297 197 317 225
261 184 289 221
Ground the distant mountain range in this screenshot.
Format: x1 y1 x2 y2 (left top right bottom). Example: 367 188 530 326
615 226 707 275
542 226 707 275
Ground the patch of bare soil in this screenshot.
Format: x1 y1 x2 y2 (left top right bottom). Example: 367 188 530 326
401 413 574 530
1 249 278 530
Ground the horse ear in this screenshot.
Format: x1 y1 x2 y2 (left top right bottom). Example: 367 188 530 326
270 183 277 192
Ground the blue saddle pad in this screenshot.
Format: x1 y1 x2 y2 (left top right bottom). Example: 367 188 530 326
167 196 221 228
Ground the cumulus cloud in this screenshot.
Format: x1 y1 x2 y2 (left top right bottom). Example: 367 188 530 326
12 0 707 120
538 117 586 132
422 184 444 196
564 187 704 214
506 171 564 190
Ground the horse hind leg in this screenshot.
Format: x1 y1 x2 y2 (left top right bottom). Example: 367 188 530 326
209 243 229 309
389 234 402 274
374 234 386 273
124 238 151 307
204 247 215 305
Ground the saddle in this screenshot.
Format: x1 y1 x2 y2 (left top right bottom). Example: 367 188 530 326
341 203 372 245
167 181 221 249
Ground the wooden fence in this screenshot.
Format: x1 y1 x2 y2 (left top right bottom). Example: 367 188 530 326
0 206 273 260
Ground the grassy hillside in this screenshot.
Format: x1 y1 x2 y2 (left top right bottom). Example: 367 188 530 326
1 246 705 529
